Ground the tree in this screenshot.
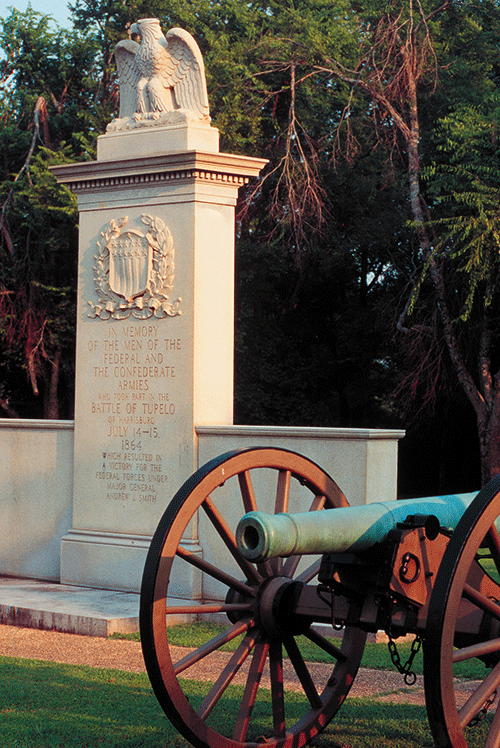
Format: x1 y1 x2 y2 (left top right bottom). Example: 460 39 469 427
354 0 500 485
410 95 500 484
387 0 500 485
5 0 496 495
0 7 109 417
237 0 500 485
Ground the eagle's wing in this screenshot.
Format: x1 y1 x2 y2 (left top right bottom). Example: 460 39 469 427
162 28 210 120
114 39 141 119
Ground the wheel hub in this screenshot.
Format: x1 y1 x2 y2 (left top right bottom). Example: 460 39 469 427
256 577 308 637
225 576 309 636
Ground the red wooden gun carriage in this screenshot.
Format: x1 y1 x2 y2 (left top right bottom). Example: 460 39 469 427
139 447 500 748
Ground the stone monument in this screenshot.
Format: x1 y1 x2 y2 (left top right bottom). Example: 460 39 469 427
51 20 267 592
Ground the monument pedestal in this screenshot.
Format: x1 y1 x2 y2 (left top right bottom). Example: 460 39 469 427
52 126 266 592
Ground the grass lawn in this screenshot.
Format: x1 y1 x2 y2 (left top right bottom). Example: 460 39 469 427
0 655 494 748
0 656 444 748
1 623 492 747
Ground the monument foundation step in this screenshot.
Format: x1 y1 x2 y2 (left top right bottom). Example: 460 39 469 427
0 577 397 643
0 577 140 637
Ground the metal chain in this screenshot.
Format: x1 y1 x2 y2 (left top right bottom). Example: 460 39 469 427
469 690 498 727
387 635 422 686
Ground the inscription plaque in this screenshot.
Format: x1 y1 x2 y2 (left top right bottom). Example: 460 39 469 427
81 321 186 531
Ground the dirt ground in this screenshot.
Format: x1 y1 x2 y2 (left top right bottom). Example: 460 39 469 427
0 623 429 704
0 623 489 712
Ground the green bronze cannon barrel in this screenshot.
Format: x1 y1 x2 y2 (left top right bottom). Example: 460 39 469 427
236 492 478 562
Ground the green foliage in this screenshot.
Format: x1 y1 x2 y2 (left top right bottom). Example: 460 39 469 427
0 8 108 147
424 97 500 321
0 6 110 417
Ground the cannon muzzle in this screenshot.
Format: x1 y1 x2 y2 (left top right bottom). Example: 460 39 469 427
236 493 477 562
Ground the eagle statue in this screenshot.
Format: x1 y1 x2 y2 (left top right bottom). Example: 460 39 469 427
109 19 210 131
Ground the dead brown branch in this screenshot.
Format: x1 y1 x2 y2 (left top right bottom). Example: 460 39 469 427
239 63 328 260
0 96 48 246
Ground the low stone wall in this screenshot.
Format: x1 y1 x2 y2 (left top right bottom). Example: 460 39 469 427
0 420 405 590
0 419 74 581
197 425 404 507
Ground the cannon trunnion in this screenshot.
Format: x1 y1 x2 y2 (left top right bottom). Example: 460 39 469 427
139 447 500 748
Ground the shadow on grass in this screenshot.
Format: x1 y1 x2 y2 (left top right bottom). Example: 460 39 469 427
0 657 169 747
316 700 491 748
0 656 491 748
316 700 434 748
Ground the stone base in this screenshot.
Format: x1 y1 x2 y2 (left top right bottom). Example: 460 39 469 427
97 122 220 160
0 576 140 636
61 529 203 596
60 530 152 593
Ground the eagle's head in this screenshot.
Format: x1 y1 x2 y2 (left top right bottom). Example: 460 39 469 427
130 18 163 42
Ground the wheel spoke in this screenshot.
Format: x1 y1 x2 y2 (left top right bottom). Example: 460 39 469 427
453 637 500 663
459 660 500 729
198 631 260 721
233 639 270 742
174 619 256 675
284 636 322 708
297 558 321 584
310 494 328 511
282 554 301 578
202 495 261 584
176 545 256 597
166 602 253 615
269 639 286 738
463 583 500 621
304 627 348 662
269 557 282 575
238 470 258 513
275 470 291 513
487 524 500 577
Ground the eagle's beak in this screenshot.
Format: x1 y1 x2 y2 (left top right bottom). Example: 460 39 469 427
130 22 139 35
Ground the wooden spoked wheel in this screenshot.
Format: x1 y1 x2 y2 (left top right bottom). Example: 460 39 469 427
424 475 500 748
140 447 367 748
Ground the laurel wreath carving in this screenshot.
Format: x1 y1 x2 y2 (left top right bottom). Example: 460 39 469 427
88 214 182 320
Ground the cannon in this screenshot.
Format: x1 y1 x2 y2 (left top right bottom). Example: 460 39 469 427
139 447 500 748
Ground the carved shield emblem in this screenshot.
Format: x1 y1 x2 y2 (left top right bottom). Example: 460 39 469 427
89 215 181 320
108 230 151 302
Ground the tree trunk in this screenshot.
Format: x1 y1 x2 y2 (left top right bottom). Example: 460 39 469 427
44 348 61 420
403 37 494 485
483 383 500 483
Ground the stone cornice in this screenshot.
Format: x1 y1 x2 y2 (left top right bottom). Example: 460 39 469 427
50 151 268 193
0 418 74 430
196 425 406 441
